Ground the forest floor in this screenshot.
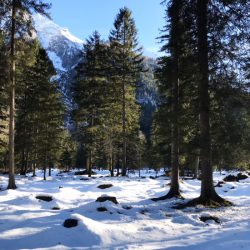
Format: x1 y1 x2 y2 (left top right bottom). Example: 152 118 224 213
0 169 250 250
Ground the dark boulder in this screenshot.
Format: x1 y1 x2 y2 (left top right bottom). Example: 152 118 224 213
223 173 249 182
52 207 60 210
96 196 118 204
63 219 78 228
223 175 238 182
75 170 97 175
97 207 108 212
36 195 53 202
97 184 113 189
200 216 220 224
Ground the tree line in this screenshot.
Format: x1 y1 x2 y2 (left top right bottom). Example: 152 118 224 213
0 0 249 207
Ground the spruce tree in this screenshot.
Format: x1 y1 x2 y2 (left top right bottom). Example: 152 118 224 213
15 40 39 175
153 0 191 200
109 7 143 176
196 0 218 204
59 130 77 172
15 45 64 179
0 32 9 170
72 31 108 177
165 0 183 199
189 0 249 206
183 0 242 206
31 48 64 180
1 0 50 189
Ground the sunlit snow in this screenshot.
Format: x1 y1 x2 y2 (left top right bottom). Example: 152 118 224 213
0 170 250 250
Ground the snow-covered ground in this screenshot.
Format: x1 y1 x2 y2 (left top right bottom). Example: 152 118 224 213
0 169 250 250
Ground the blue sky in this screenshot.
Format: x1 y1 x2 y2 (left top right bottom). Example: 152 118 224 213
48 0 165 57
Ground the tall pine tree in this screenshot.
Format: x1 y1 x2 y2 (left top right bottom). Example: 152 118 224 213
14 42 64 179
109 7 143 176
1 0 50 189
72 31 108 177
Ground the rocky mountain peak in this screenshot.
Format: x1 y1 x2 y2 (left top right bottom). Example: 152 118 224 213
32 13 83 72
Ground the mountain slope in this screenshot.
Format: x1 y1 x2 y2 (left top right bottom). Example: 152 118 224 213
33 13 83 73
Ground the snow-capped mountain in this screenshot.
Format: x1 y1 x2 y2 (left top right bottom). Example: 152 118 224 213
33 13 84 101
33 13 83 73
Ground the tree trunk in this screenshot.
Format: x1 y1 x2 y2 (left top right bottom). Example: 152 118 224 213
169 63 180 197
194 152 200 179
44 152 47 181
48 163 51 176
121 17 127 177
20 150 28 176
116 148 120 176
43 165 46 181
88 150 92 177
185 0 230 206
153 0 182 201
32 149 37 177
108 150 111 175
32 162 36 177
24 151 28 175
7 0 17 189
170 0 183 198
33 130 38 177
121 79 127 176
20 148 25 175
110 148 114 177
197 0 215 199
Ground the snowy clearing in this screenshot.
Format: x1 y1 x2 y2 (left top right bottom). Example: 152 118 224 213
0 170 250 250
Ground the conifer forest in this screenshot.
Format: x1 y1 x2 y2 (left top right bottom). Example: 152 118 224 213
0 1 250 249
